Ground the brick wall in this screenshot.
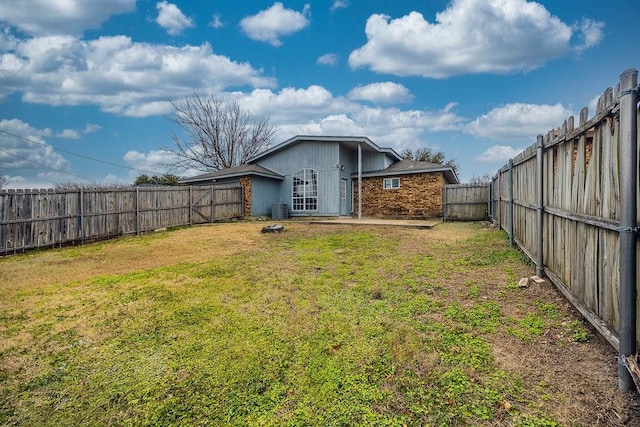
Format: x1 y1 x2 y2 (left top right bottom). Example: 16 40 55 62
353 172 446 218
239 176 252 218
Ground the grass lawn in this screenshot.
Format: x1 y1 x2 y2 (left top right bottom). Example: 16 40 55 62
0 221 637 426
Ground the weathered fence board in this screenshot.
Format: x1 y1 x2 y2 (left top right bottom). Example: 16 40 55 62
486 69 640 381
443 183 490 220
0 185 243 255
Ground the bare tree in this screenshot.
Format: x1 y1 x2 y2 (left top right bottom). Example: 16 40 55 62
469 173 492 184
164 94 278 172
54 182 131 190
0 173 7 190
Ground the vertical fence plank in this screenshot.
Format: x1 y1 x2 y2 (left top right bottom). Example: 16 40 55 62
0 185 243 255
476 69 640 390
442 183 490 220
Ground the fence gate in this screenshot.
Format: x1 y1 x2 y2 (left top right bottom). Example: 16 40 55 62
190 186 214 223
190 185 243 224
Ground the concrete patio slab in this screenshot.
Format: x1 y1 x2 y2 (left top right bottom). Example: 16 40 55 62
306 217 440 229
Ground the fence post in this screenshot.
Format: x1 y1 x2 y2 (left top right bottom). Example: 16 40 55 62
508 159 514 246
189 186 193 226
536 134 544 277
79 188 84 244
443 186 448 221
618 68 638 392
487 178 493 222
497 171 502 230
135 186 140 235
214 185 216 223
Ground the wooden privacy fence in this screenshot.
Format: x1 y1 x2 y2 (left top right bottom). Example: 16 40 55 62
0 185 243 255
490 69 639 391
443 183 490 221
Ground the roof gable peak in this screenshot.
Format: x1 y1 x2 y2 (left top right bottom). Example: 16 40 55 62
248 135 402 163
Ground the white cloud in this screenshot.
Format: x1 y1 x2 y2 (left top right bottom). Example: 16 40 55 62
0 119 71 181
587 94 600 119
123 149 174 171
54 123 102 139
240 2 310 46
123 149 199 178
348 82 413 104
0 0 136 36
348 0 603 78
574 18 604 51
0 35 276 116
0 28 19 50
129 84 465 172
134 85 464 176
83 123 102 134
57 129 81 139
209 13 224 29
102 173 130 186
230 86 464 150
155 1 194 36
475 145 524 162
465 103 572 141
330 1 349 12
117 101 174 118
317 53 339 66
234 86 340 120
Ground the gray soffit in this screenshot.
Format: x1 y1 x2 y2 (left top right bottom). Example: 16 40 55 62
180 164 284 183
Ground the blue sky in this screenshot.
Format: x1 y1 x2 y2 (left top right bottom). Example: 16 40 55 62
0 0 637 188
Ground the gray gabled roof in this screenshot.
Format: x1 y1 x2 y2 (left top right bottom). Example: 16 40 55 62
248 135 403 163
353 160 459 184
180 163 284 184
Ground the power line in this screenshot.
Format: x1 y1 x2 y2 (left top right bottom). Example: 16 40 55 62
0 146 103 184
0 128 162 175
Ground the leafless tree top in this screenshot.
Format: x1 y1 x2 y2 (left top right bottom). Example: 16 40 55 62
164 93 278 172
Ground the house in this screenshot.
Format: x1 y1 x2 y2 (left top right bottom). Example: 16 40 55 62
180 135 459 219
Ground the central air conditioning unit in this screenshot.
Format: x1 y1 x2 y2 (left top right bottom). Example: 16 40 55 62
271 203 288 220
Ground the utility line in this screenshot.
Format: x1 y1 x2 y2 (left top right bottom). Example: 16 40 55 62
0 146 103 184
0 128 162 175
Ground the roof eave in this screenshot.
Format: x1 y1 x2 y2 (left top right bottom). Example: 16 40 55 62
248 135 403 163
180 170 284 183
352 167 459 184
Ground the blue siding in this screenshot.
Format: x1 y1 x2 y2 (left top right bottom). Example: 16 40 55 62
256 141 341 216
251 177 282 216
361 151 396 171
339 144 356 215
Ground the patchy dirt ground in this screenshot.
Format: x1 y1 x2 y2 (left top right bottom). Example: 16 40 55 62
1 220 639 425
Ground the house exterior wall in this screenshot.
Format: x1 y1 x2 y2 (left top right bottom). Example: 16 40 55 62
256 141 341 216
338 145 399 216
361 151 396 172
353 172 447 218
339 145 356 215
250 176 282 216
